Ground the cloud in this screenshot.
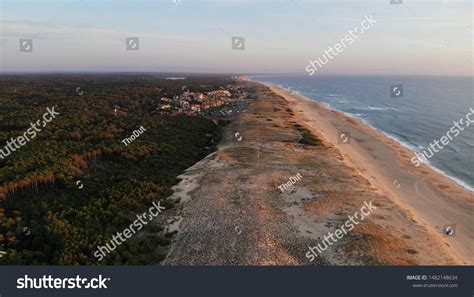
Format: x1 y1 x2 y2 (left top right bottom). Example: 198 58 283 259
0 18 201 43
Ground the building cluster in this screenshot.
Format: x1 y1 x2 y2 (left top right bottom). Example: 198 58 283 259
158 85 250 116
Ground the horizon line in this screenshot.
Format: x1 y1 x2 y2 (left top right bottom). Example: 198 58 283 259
0 71 472 78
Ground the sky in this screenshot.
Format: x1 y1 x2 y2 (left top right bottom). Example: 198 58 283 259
0 0 472 75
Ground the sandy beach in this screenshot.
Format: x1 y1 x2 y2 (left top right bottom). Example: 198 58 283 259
163 79 473 265
257 79 474 265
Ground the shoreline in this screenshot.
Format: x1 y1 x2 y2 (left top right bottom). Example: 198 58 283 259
317 96 474 194
325 99 474 194
248 78 474 193
165 80 466 265
242 76 474 264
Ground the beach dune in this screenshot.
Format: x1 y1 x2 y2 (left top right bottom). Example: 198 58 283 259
262 80 474 265
164 79 472 265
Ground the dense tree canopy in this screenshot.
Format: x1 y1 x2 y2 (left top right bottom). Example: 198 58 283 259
0 74 229 264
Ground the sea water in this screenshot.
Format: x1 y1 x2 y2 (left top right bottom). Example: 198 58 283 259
251 75 474 191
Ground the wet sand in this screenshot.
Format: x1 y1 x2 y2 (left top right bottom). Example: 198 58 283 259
163 80 471 265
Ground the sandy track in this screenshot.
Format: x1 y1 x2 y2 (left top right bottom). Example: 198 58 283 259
163 82 462 265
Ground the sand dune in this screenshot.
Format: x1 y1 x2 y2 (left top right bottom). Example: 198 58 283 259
261 80 474 265
163 80 471 265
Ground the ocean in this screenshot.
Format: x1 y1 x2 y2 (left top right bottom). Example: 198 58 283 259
250 75 474 191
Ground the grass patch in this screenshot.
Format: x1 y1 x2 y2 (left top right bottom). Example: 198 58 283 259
294 125 322 146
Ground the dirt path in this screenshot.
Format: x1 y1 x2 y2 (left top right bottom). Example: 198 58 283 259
163 83 460 265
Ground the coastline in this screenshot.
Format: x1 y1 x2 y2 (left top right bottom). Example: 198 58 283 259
242 76 474 264
165 79 467 265
317 96 474 194
249 77 474 193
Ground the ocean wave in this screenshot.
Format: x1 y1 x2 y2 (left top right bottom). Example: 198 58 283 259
428 165 474 193
351 106 386 111
368 106 389 111
250 77 474 192
350 106 400 112
366 128 474 192
321 102 332 108
326 107 474 192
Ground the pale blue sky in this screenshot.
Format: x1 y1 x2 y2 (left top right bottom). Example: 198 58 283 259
0 0 472 75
